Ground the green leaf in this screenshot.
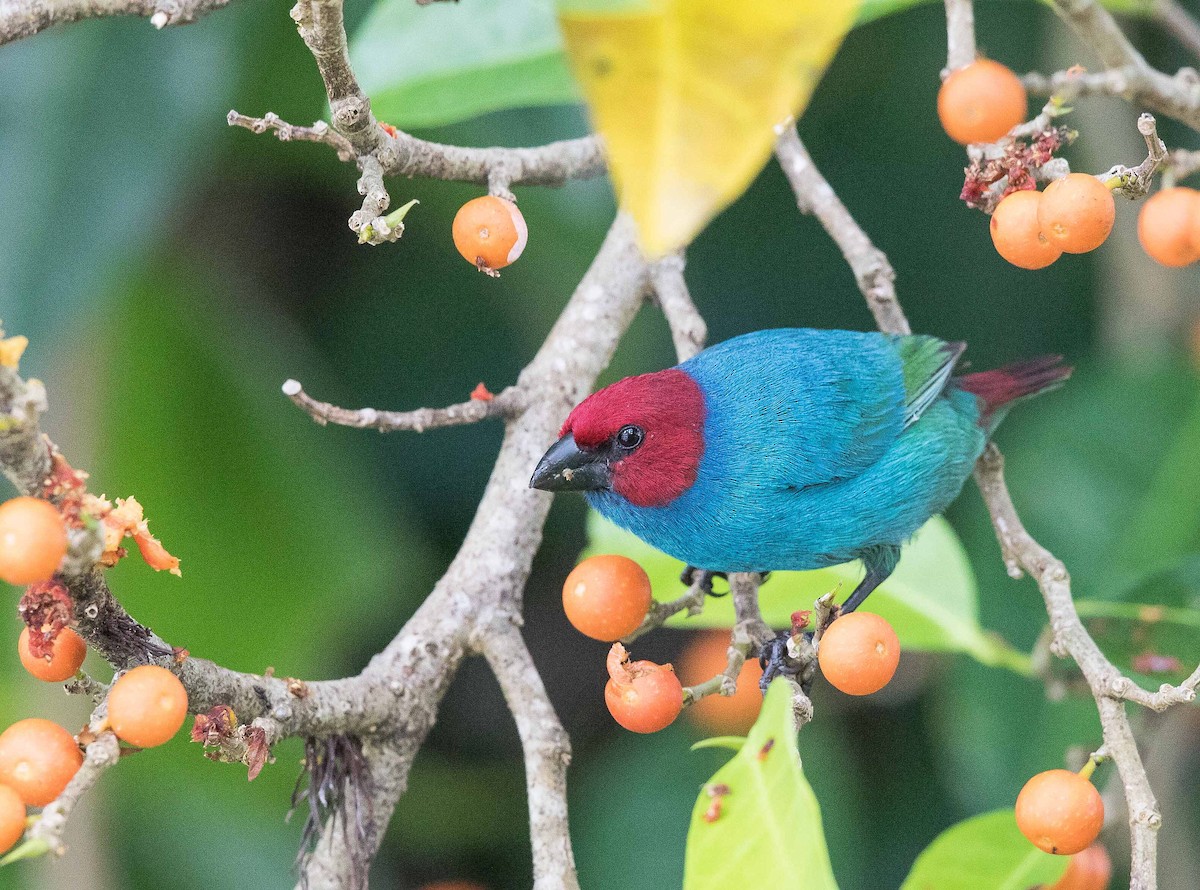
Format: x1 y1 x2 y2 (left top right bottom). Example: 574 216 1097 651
583 510 1028 672
683 679 838 890
1076 594 1200 688
900 809 1069 890
351 0 579 130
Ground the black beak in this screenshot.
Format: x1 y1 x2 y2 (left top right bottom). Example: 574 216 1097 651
530 433 612 493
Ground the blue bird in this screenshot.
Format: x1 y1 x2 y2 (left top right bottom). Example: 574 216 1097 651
530 328 1069 614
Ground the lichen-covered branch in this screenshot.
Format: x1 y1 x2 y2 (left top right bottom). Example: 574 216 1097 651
282 379 523 432
0 0 229 45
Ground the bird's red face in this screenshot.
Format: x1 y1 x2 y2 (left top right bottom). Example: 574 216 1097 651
530 369 705 507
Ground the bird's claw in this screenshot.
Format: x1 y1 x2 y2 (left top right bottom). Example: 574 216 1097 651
759 630 807 692
680 567 729 597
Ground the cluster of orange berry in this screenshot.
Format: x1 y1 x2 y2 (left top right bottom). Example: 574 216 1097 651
940 57 1200 276
561 555 902 734
0 495 188 855
991 175 1115 270
1016 764 1111 889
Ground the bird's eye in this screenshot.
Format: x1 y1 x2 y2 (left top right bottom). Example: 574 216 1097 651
616 425 644 450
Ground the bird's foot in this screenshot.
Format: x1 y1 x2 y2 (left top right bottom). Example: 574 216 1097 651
680 567 729 597
758 630 808 693
680 567 771 598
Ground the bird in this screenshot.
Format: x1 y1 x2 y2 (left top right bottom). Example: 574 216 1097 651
530 328 1069 615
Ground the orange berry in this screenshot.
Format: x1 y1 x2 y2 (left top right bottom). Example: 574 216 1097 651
1050 843 1112 890
452 196 527 273
990 190 1062 270
938 59 1028 145
0 497 68 586
107 665 188 748
0 783 24 855
18 626 87 682
1038 173 1116 254
1015 769 1105 855
1136 187 1200 267
562 555 652 642
817 612 900 696
679 630 763 734
0 718 83 806
604 642 683 733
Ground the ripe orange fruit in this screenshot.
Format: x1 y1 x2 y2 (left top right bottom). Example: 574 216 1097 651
18 626 87 682
1016 769 1105 855
1137 187 1200 267
106 665 189 748
0 497 68 586
0 783 24 855
990 190 1062 270
679 630 763 734
1038 173 1116 254
562 555 652 642
938 59 1028 145
604 642 683 733
452 196 527 273
0 718 83 806
817 612 900 696
1049 843 1112 890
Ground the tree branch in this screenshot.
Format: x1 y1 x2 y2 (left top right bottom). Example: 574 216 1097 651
649 253 706 362
1152 0 1200 61
774 125 910 336
481 622 578 890
943 0 976 73
26 730 119 856
282 380 523 432
0 0 229 45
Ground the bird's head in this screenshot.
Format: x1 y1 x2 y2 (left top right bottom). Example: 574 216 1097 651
529 369 705 507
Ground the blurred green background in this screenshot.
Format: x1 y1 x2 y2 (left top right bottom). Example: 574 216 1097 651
1 1 1199 888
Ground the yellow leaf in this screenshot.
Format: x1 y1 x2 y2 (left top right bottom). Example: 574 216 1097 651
560 0 860 256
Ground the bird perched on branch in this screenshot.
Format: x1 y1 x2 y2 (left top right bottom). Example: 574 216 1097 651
530 328 1069 614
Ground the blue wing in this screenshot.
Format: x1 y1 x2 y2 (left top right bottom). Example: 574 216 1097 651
680 328 916 491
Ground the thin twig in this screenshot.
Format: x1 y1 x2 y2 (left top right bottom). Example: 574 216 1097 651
649 253 706 362
0 0 230 45
281 381 523 432
1103 112 1169 199
774 125 910 335
481 622 579 890
27 730 120 855
682 574 773 707
943 0 976 74
1153 0 1200 62
623 575 709 644
226 111 354 162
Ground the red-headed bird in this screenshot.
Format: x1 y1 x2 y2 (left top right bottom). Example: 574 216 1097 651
530 328 1068 613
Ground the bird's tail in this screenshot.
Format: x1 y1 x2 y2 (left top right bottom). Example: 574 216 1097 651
954 355 1072 430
